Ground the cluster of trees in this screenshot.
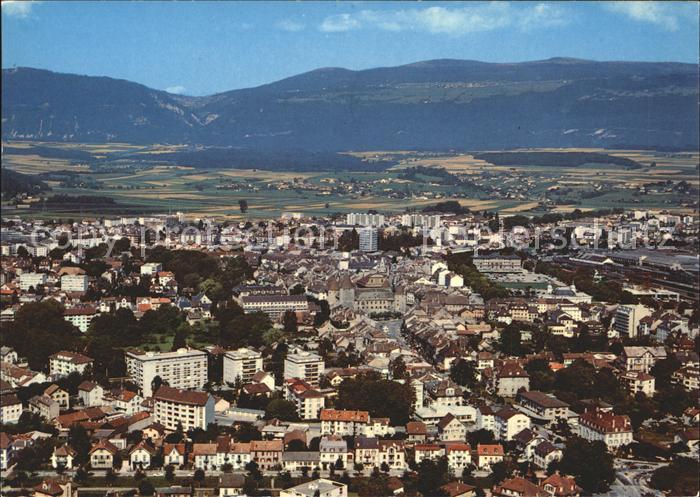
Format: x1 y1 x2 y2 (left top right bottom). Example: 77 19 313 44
649 457 699 496
551 437 615 493
3 300 83 370
474 151 641 169
534 262 634 304
335 372 415 425
147 248 253 300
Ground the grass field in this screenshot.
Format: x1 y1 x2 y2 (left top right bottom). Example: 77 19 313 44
2 142 698 220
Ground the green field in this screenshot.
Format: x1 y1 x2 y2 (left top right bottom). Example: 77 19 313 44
2 142 698 220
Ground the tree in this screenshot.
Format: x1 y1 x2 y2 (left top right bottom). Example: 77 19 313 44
165 464 175 482
499 325 523 356
138 479 155 496
69 425 92 464
3 300 82 369
450 359 477 388
265 399 299 421
525 358 556 392
238 199 249 213
193 468 206 485
390 356 408 380
650 457 699 496
557 437 614 493
467 429 495 446
335 372 416 425
416 457 449 496
283 310 298 334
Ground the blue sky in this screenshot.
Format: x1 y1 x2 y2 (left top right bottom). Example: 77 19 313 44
2 1 698 96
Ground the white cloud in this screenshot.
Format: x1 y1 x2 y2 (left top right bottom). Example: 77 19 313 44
276 19 305 32
320 13 361 33
165 85 186 95
606 1 686 31
318 3 570 35
2 1 37 18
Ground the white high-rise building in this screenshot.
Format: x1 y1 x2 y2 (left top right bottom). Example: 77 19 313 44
223 348 264 385
359 228 378 252
613 304 653 338
61 274 89 293
19 272 47 291
346 213 385 227
284 351 325 387
125 348 208 397
400 214 441 228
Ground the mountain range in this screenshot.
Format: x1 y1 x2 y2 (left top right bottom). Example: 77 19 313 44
2 58 698 150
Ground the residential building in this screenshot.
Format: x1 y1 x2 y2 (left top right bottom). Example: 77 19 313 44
620 371 655 397
516 391 570 421
285 378 326 420
614 304 653 338
78 381 104 407
320 409 370 437
359 228 378 252
60 274 88 293
89 440 118 469
284 351 325 387
125 348 208 397
153 385 214 431
476 444 504 470
49 351 94 379
223 348 263 385
620 346 667 373
577 410 633 449
240 295 309 319
1 394 23 424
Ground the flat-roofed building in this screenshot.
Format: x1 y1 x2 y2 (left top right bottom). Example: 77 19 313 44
284 351 324 387
240 295 309 319
223 348 263 385
125 348 208 397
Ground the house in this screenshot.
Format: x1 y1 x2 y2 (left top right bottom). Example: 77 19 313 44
320 409 369 436
250 439 283 471
319 436 349 471
285 378 326 420
494 407 531 441
282 451 321 472
44 384 70 410
379 439 406 472
193 443 218 470
405 421 428 443
48 350 94 378
577 410 633 449
427 379 464 407
130 440 157 469
108 388 143 415
440 481 476 497
516 391 569 421
164 443 187 467
533 441 563 469
78 381 104 407
494 362 530 397
414 444 444 464
619 371 655 397
219 473 246 497
541 472 581 497
674 428 700 454
476 443 504 470
438 413 467 442
1 393 23 424
89 439 119 469
32 479 76 497
1 432 13 470
51 445 76 470
28 395 60 420
621 346 667 373
445 443 471 476
280 478 347 497
142 423 166 444
493 477 548 497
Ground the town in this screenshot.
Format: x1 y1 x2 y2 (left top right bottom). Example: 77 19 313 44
0 205 698 497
